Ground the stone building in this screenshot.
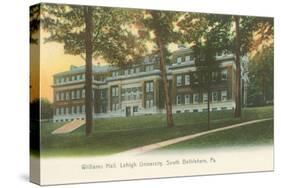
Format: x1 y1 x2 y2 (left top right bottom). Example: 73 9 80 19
52 47 246 122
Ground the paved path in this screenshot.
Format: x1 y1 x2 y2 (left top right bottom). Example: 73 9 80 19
52 120 85 134
114 118 273 156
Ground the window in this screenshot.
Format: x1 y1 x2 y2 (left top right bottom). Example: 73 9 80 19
112 71 118 77
144 56 149 63
81 74 85 80
60 92 64 101
203 93 208 103
145 65 154 72
176 57 181 64
72 75 75 81
212 71 218 81
71 91 75 99
135 67 140 73
65 91 69 100
185 94 190 104
221 69 228 80
221 90 227 101
56 108 59 115
133 106 138 112
76 106 80 114
124 70 128 75
146 99 154 108
176 75 182 87
112 87 119 97
82 105 85 113
185 56 190 62
56 92 60 101
184 75 190 85
176 95 182 105
190 55 195 61
76 90 80 99
193 73 199 84
212 91 218 102
65 107 69 114
82 89 85 98
100 89 106 99
193 93 199 104
146 82 154 93
112 103 119 111
60 107 64 115
216 51 223 56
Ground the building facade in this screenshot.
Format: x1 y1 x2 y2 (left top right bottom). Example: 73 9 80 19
52 47 243 122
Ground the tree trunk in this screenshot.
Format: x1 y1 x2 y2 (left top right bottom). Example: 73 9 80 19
207 72 211 130
207 86 211 130
84 6 93 136
234 16 242 118
262 75 266 104
157 39 174 127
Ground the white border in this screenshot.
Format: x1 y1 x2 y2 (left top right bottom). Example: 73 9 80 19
0 0 280 188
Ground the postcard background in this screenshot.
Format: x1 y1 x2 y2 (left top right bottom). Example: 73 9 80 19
0 0 280 188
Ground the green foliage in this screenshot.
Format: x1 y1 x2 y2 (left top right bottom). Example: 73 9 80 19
30 4 40 44
178 13 232 85
137 10 181 55
41 4 146 66
248 46 273 106
240 16 274 54
30 98 53 120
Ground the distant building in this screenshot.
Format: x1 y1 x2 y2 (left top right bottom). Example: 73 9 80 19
52 47 247 122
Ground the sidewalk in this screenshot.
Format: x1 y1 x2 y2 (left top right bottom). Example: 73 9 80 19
114 118 273 156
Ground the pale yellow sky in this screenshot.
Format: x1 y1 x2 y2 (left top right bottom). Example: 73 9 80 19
34 30 179 103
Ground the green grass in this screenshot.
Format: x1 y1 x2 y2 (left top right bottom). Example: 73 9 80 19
39 106 273 157
155 119 273 152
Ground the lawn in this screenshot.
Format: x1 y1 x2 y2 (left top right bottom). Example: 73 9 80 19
154 119 273 152
38 106 273 157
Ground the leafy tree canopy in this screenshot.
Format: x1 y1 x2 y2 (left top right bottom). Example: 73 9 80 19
41 4 146 67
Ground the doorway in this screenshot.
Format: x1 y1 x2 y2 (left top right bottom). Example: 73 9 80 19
126 106 131 117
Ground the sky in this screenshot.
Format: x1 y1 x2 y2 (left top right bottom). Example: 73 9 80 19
30 30 179 103
29 5 273 103
30 31 87 102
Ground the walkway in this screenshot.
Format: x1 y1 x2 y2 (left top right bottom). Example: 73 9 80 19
52 120 85 134
114 118 273 156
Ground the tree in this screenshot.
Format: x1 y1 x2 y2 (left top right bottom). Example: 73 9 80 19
30 5 40 44
42 4 145 135
232 15 273 117
234 16 242 117
30 98 53 120
178 13 232 129
136 11 180 127
247 46 273 106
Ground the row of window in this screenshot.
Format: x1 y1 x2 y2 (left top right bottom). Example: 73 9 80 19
176 52 231 65
112 65 155 78
55 105 85 115
55 73 86 84
55 89 94 101
121 87 142 101
176 69 228 87
176 55 195 64
176 90 228 105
